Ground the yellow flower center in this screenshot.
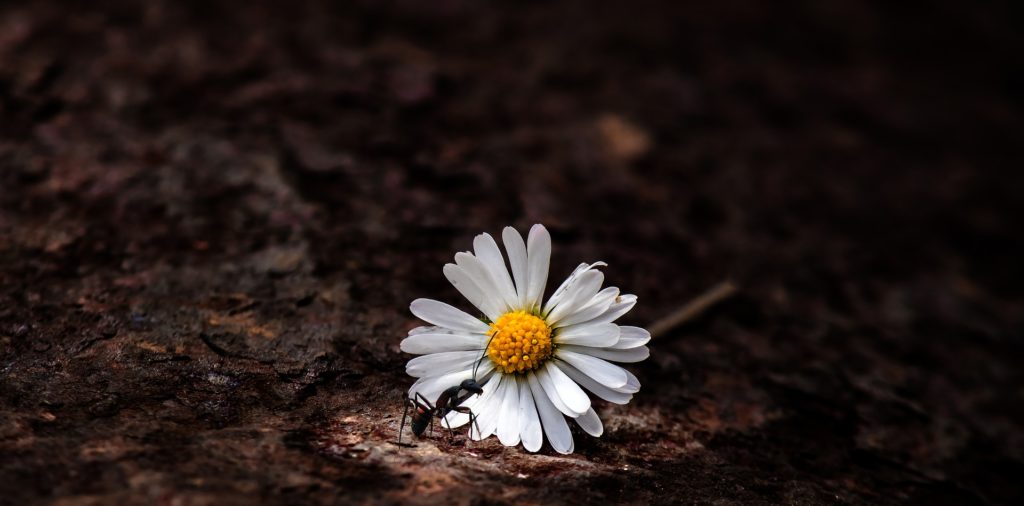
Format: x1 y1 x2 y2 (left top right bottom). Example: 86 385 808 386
486 311 553 374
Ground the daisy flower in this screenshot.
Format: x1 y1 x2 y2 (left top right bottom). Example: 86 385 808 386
401 224 650 454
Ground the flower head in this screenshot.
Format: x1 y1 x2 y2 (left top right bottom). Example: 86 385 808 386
401 225 650 453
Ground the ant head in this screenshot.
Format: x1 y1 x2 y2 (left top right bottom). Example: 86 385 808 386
460 379 484 395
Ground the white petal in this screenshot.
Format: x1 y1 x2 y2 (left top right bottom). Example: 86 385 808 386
546 263 587 309
406 351 484 378
544 362 591 414
544 262 605 313
470 374 505 440
410 299 490 334
555 286 618 327
527 373 573 454
495 375 521 446
576 294 637 326
560 344 650 363
525 224 551 310
580 286 619 311
453 252 507 316
443 264 502 322
473 233 519 310
547 263 588 299
556 349 628 389
623 368 641 394
408 326 437 336
557 361 634 404
534 364 579 416
555 323 620 347
574 407 604 437
554 304 609 329
609 326 651 349
502 227 530 308
545 270 605 325
535 363 586 417
517 377 542 452
442 409 469 429
400 330 487 354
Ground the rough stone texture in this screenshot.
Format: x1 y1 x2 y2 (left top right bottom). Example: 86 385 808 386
1 1 1022 504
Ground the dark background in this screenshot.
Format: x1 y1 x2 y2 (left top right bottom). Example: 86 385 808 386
1 1 1022 504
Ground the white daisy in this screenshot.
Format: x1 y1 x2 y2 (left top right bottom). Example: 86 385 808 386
401 224 650 454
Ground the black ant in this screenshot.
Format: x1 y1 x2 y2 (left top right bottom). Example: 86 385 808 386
397 333 497 446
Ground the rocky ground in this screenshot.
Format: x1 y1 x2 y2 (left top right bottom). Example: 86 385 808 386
1 1 1023 504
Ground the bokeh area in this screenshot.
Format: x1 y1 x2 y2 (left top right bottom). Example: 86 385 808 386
1 1 1022 504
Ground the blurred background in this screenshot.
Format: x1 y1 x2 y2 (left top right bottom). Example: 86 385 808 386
1 1 1022 504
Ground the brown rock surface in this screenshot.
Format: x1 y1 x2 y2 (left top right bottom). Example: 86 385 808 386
1 1 1022 504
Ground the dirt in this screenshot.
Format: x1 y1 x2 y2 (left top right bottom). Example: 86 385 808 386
1 1 1023 504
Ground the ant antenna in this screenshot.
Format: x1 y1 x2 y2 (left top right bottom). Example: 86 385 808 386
472 330 499 380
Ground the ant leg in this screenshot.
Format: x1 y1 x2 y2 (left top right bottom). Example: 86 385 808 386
466 411 478 443
448 406 479 440
398 397 412 445
412 396 434 414
441 413 455 441
414 393 433 407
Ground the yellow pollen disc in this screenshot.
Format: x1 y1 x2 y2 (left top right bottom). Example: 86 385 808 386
487 311 553 374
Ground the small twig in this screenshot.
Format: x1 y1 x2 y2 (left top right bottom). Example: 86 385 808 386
648 280 738 338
